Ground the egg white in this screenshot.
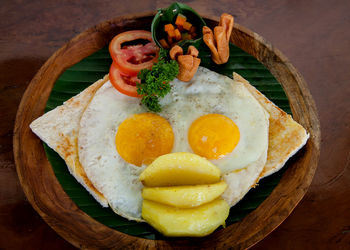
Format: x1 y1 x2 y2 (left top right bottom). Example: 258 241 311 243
160 67 269 173
78 81 146 220
78 66 269 220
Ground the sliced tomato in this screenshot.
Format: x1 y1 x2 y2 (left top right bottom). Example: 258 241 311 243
109 30 158 76
109 63 141 97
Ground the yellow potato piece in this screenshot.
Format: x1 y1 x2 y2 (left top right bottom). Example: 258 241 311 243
142 181 227 208
142 199 229 237
139 152 221 187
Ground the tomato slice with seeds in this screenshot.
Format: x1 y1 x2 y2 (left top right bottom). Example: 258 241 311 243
109 30 158 76
109 63 141 97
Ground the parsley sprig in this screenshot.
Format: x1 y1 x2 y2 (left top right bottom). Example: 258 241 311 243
137 49 179 112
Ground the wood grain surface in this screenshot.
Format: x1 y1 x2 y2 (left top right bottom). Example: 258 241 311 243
1 0 349 249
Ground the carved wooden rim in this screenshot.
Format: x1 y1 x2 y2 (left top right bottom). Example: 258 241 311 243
13 12 320 249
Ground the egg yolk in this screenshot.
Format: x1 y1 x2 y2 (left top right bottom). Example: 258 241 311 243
115 113 174 166
188 114 240 160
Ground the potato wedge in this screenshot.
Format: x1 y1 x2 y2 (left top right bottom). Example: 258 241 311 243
142 199 229 237
139 152 221 187
142 181 227 208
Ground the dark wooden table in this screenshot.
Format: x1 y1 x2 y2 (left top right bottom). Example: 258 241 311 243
1 1 349 249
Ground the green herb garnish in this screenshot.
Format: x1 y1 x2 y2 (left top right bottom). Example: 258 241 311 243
137 49 179 112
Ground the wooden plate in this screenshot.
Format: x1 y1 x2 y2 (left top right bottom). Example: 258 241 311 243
13 12 320 249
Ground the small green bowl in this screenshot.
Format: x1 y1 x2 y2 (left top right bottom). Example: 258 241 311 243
151 2 206 49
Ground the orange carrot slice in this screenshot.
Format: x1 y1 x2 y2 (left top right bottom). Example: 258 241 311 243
175 14 187 27
167 29 176 38
159 39 169 49
174 29 181 41
183 21 192 31
164 24 175 32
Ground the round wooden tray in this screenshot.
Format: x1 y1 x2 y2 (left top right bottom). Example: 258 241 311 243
13 12 320 249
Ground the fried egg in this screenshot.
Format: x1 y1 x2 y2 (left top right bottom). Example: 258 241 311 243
78 67 269 220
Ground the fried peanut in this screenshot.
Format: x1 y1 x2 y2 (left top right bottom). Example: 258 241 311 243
170 45 183 60
170 45 201 82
